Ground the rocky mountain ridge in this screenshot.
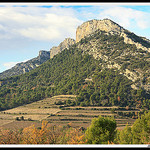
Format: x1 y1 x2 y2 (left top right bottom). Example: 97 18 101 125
0 18 150 93
76 19 150 52
76 31 150 91
75 19 150 92
50 38 76 58
0 18 150 111
0 38 76 79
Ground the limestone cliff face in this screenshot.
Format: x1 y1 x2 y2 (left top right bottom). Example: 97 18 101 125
76 19 123 42
76 19 150 52
50 38 76 58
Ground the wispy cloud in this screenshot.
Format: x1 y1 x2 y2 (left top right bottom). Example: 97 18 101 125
98 6 150 29
0 5 149 42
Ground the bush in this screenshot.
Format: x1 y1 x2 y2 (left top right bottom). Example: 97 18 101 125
15 117 20 121
20 116 24 121
80 102 86 107
115 124 133 144
55 100 64 105
28 118 32 121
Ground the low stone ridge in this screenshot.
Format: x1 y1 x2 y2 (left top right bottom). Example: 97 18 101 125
0 50 50 79
0 38 75 79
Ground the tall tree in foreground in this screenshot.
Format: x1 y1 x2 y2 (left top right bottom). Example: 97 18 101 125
115 111 150 144
132 111 150 144
85 115 116 144
115 124 133 144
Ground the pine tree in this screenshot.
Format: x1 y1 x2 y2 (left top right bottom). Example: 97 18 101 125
85 115 116 144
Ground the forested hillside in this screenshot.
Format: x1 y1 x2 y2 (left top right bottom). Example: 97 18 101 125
0 29 150 111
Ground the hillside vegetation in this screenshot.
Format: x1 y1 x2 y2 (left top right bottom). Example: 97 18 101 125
0 29 150 111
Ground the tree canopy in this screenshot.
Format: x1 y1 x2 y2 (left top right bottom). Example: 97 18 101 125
85 115 116 144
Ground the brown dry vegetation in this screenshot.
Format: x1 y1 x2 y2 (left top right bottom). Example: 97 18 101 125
0 120 87 144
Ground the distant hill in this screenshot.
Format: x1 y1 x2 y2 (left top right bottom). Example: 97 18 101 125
0 50 50 79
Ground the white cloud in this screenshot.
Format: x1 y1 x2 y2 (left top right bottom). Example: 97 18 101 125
0 6 82 41
0 5 149 43
98 6 150 29
16 14 81 41
1 4 150 73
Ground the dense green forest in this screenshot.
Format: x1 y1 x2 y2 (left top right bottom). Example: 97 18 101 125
0 30 150 111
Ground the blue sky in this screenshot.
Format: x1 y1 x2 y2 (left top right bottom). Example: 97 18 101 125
0 2 150 73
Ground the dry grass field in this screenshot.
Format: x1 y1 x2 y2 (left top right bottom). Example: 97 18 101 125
0 95 139 130
0 95 75 129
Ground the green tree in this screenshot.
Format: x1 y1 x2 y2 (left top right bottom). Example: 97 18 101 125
116 123 133 144
85 115 116 144
15 117 20 121
132 111 150 144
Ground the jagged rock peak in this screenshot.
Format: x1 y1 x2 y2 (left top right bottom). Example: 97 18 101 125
50 38 76 58
76 18 124 42
76 18 150 52
59 38 76 51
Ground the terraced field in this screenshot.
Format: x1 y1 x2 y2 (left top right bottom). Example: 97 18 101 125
46 106 137 130
0 95 140 130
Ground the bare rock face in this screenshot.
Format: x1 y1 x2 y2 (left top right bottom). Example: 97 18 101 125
76 19 123 42
39 50 50 61
76 18 150 52
50 38 76 58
